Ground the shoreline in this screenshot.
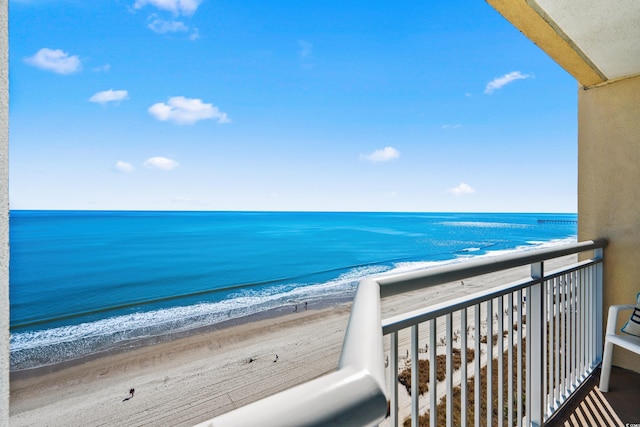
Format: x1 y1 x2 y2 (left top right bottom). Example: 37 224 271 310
10 295 353 382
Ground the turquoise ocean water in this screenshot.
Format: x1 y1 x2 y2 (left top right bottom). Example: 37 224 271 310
9 211 577 370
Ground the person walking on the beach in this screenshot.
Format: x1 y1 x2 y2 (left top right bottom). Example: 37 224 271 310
274 354 279 362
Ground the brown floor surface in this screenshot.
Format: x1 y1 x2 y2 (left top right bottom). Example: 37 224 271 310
546 366 640 427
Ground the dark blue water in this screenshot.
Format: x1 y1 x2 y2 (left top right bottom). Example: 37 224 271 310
9 211 577 370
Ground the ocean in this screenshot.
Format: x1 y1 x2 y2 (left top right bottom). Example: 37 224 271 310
9 211 577 371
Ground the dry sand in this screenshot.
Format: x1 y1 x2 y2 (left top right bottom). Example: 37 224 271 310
9 255 578 426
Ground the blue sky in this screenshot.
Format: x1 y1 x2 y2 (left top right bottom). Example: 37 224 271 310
9 0 578 212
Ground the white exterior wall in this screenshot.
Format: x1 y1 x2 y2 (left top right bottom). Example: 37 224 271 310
0 0 8 425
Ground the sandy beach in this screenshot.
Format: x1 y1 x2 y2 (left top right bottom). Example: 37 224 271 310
9 255 578 426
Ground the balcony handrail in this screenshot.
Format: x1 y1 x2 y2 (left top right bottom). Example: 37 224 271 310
378 238 606 298
383 258 601 335
199 238 606 427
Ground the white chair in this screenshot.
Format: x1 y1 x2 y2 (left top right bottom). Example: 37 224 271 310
599 303 640 392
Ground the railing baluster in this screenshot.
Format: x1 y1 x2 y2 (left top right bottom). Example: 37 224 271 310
507 292 514 427
411 324 419 427
564 271 570 396
461 308 468 426
591 264 596 362
588 265 593 363
560 273 566 398
487 298 493 427
474 304 481 427
586 266 592 368
555 276 561 404
583 268 589 375
577 269 584 380
544 278 550 417
567 272 572 392
390 331 399 427
429 320 437 427
498 295 504 427
526 286 532 426
584 266 590 369
446 313 453 427
547 277 558 408
568 271 573 390
571 270 577 390
566 272 571 393
517 288 523 427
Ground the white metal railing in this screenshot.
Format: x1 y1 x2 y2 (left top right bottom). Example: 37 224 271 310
198 239 605 427
382 239 605 427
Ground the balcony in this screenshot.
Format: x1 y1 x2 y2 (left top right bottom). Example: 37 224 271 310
199 238 640 426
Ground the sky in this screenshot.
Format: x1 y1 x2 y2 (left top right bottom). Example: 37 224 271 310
9 0 579 212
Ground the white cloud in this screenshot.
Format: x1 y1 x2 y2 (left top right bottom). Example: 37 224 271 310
145 14 199 39
89 89 129 105
134 0 202 15
148 96 231 125
442 124 462 129
448 182 475 196
484 71 531 94
148 17 189 33
361 146 401 163
24 48 81 75
113 161 134 173
143 156 180 170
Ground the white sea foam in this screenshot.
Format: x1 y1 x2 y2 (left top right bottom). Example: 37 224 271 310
374 236 578 279
440 221 529 229
459 236 577 259
9 263 391 370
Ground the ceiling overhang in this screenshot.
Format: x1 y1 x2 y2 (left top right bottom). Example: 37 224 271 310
486 0 640 88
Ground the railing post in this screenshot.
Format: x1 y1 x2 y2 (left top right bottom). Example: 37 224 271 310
594 247 604 363
529 262 544 426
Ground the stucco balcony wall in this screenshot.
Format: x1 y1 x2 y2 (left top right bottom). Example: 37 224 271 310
578 73 640 373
